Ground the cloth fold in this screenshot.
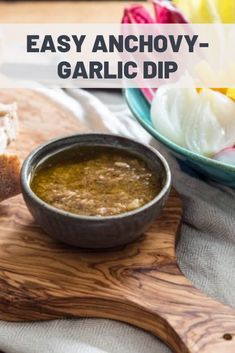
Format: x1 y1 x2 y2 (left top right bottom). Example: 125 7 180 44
0 88 234 353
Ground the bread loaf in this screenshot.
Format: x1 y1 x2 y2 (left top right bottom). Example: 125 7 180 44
0 102 21 202
0 154 21 202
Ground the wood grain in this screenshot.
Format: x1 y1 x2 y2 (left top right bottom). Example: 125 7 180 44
0 89 235 353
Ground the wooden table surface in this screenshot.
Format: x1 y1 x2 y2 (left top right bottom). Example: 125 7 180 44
0 1 151 23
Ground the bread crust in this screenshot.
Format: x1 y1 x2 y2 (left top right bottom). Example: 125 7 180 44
0 102 18 151
0 101 20 202
0 154 21 202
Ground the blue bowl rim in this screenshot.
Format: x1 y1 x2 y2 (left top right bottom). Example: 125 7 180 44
124 88 235 173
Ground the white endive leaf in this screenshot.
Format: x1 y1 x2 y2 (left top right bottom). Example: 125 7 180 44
150 86 235 157
204 89 235 148
184 91 226 156
150 85 197 147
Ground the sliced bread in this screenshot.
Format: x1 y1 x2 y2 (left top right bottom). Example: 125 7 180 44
0 102 21 202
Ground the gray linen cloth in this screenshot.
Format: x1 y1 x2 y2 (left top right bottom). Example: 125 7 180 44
0 88 234 353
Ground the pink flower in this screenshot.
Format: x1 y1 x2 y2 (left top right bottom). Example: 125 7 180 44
153 0 187 23
122 5 155 24
121 1 188 102
122 5 156 102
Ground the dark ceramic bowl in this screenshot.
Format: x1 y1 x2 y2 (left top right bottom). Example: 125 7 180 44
21 134 171 249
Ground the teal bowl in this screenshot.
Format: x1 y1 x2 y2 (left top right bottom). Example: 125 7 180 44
125 88 235 187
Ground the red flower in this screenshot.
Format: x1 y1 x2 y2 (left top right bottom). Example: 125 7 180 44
153 0 187 23
121 1 188 102
122 5 155 24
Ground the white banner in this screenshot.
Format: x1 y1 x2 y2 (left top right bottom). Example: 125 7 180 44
0 24 234 88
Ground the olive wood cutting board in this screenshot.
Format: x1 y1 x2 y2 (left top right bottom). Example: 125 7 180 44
0 89 235 353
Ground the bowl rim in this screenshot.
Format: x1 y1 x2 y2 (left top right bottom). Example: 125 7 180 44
21 133 172 221
125 88 235 173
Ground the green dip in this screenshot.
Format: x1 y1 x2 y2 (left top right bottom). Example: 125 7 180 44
31 146 161 217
